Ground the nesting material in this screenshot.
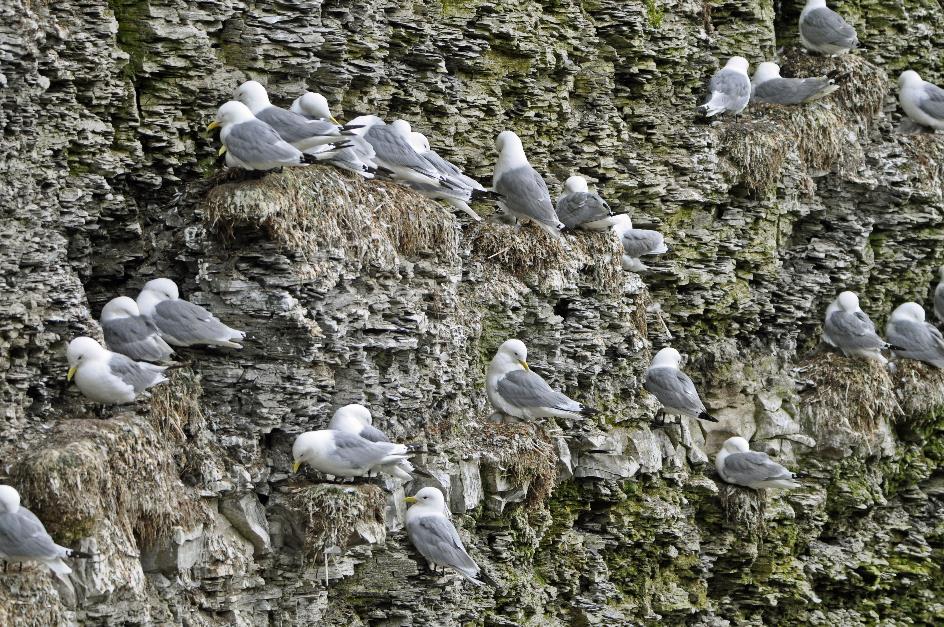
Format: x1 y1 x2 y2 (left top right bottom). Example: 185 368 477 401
287 483 386 563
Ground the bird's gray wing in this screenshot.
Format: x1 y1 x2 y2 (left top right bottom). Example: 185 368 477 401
644 367 705 414
255 107 339 145
888 320 944 365
918 83 944 120
365 126 440 177
555 192 611 228
407 515 478 575
496 369 578 411
753 77 834 105
494 166 558 226
708 69 751 101
359 424 391 443
723 452 794 485
102 316 172 362
423 151 482 190
825 311 885 350
621 229 665 257
801 8 857 48
331 432 397 468
0 510 63 560
226 120 302 165
107 354 164 393
153 300 231 345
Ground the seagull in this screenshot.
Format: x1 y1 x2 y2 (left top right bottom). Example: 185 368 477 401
750 62 839 105
492 131 564 237
100 296 175 363
555 176 617 231
885 302 944 368
208 101 313 171
291 430 412 479
799 0 858 55
355 116 450 187
698 57 751 117
716 437 801 490
0 485 92 578
328 404 414 480
643 347 717 425
290 92 379 177
136 278 245 349
898 71 944 131
610 214 669 271
405 487 486 586
233 80 357 151
822 291 889 363
407 130 486 192
486 339 597 421
66 337 167 404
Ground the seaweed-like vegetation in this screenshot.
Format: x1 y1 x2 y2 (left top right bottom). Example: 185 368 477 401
287 484 386 562
11 416 205 545
203 167 461 270
797 351 901 454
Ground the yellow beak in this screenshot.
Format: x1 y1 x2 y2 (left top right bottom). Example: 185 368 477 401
218 145 227 156
404 496 418 504
207 120 220 131
67 366 77 381
292 461 301 473
330 116 341 125
519 359 530 371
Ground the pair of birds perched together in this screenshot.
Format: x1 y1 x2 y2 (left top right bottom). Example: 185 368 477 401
700 0 944 132
65 278 246 404
209 80 671 268
823 290 944 368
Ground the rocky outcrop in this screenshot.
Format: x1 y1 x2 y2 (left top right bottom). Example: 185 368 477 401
1 0 943 625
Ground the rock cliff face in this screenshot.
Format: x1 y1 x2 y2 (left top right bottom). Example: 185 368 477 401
2 0 944 625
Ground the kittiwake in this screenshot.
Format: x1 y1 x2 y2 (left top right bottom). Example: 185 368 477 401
698 57 751 117
644 347 717 425
716 437 801 490
67 337 167 404
405 487 486 586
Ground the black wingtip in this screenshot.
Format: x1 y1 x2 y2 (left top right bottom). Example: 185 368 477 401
340 123 364 134
68 549 94 559
889 344 907 353
470 188 502 201
365 166 378 174
580 406 599 417
698 411 718 423
302 153 319 165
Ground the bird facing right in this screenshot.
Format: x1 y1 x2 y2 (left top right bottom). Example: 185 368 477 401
799 0 858 55
885 302 944 369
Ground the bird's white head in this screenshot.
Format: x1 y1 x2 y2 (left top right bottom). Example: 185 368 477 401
899 70 922 89
722 436 751 454
404 486 446 511
294 92 335 122
564 176 589 193
101 296 141 321
66 336 109 381
347 114 384 131
495 130 524 154
609 214 633 234
141 278 180 301
836 290 861 312
329 403 374 433
753 62 781 83
211 101 255 130
493 338 530 371
0 485 21 514
725 56 750 75
390 119 413 139
804 0 828 10
233 80 271 114
408 131 431 153
890 301 925 323
291 431 330 473
650 347 683 369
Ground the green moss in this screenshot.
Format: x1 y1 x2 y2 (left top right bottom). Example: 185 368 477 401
644 0 664 28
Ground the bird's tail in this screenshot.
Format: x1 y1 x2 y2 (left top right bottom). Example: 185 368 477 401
302 153 320 165
579 405 599 418
470 188 502 201
698 93 726 117
698 411 719 423
340 124 365 135
66 548 94 559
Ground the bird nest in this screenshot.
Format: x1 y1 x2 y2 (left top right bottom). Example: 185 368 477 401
797 351 901 457
11 416 205 546
286 483 386 563
890 360 944 426
202 166 461 275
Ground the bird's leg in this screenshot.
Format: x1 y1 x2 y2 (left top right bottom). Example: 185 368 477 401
324 549 330 588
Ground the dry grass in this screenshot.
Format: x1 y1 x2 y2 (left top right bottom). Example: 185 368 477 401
468 222 623 295
720 121 789 193
899 134 944 195
459 421 558 510
11 416 205 545
890 360 944 425
148 368 205 443
287 483 386 562
798 351 901 453
203 167 461 272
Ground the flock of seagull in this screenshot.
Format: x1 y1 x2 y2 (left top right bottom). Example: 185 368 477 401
2 0 943 590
